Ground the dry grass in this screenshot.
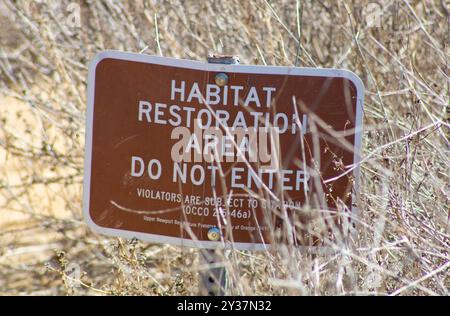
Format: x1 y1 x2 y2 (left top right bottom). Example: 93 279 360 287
0 0 448 295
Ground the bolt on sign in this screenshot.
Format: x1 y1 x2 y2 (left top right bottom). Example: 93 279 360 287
83 51 364 250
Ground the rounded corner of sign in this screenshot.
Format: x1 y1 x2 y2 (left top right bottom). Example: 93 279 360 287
89 51 115 73
82 207 104 234
340 70 365 97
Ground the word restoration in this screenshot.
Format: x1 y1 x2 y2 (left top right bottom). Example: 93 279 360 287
83 51 364 250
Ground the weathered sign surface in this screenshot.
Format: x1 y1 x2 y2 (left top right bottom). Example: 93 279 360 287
83 51 364 250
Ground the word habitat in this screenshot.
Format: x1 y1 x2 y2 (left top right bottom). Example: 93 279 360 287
170 79 276 108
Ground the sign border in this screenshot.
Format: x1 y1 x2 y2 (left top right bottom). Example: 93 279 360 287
83 50 365 251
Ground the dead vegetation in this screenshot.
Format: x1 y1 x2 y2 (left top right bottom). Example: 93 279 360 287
0 0 449 295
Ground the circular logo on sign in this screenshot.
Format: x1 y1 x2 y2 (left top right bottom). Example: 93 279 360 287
207 227 221 241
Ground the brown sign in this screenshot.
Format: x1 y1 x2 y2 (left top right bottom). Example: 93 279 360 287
83 51 364 250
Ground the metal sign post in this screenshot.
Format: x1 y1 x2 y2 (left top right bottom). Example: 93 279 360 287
198 54 240 296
